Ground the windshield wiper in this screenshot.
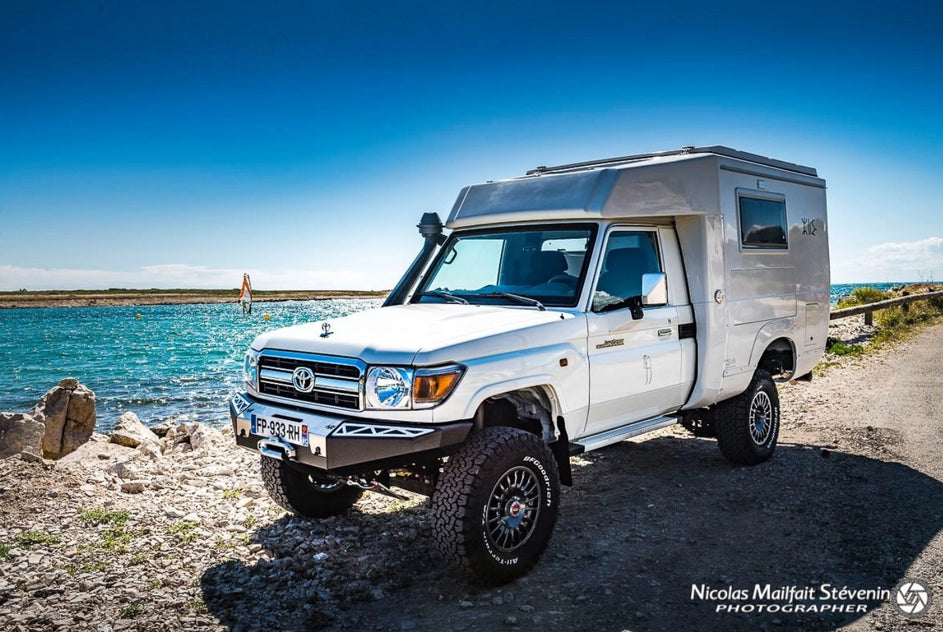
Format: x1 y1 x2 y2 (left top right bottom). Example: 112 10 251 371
473 292 546 311
422 290 469 305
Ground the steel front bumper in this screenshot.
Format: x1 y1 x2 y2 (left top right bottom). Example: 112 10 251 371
229 392 472 473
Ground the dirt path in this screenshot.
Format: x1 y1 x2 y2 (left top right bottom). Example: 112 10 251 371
799 328 943 479
338 323 943 632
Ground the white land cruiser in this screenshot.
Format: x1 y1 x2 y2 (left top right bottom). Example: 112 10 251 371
230 146 829 584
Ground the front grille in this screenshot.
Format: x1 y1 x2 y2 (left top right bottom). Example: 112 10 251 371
261 355 361 379
257 352 363 411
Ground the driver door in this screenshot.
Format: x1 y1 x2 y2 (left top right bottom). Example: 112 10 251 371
584 228 685 435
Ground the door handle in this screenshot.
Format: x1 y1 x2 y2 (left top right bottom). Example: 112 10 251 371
658 327 672 337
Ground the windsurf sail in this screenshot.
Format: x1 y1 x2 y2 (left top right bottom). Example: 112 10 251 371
239 273 253 314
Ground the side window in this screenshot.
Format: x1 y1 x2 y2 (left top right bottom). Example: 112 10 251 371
739 195 788 249
592 231 661 312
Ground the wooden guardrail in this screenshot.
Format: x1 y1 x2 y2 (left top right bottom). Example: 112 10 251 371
830 290 943 325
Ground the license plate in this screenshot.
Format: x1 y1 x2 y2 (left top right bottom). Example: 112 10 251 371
251 414 309 447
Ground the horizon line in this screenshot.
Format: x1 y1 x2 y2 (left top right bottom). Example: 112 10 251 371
1 282 936 294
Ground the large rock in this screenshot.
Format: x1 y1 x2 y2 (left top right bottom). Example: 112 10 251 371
0 412 45 459
61 384 96 455
13 378 97 460
32 385 71 457
110 412 159 448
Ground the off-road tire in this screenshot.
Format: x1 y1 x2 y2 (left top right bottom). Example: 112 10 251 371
260 456 363 518
714 369 780 465
432 426 560 585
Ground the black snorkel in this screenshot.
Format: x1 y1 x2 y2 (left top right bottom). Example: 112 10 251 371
383 212 446 307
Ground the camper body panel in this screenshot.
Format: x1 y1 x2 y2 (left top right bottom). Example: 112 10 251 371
714 157 830 397
672 212 730 408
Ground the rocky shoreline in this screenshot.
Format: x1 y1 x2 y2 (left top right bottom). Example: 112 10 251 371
0 387 431 632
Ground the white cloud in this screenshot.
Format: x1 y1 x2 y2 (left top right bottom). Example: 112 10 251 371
833 237 943 283
0 264 382 291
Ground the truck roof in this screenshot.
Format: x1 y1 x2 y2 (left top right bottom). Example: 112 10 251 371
526 145 818 178
446 145 823 230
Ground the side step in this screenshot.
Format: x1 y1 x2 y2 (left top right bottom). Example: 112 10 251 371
573 415 679 453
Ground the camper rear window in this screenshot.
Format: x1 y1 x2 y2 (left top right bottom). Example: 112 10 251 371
738 196 788 249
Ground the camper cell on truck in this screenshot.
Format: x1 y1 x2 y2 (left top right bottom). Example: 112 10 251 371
230 145 829 583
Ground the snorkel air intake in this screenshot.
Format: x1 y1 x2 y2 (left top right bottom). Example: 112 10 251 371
383 212 446 307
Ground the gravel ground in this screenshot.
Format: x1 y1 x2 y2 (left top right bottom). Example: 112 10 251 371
1 318 940 632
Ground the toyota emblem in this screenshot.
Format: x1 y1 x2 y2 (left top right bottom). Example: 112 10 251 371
291 366 316 393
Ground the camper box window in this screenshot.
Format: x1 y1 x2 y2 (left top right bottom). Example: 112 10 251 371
738 194 788 249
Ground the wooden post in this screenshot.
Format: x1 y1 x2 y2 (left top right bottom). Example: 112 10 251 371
864 310 873 326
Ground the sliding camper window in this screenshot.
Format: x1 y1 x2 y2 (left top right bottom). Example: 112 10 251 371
738 194 788 249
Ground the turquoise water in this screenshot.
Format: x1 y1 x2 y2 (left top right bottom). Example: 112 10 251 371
0 283 909 432
829 282 908 306
0 299 381 431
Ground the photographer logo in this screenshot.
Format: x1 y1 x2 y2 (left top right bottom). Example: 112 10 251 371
894 579 931 618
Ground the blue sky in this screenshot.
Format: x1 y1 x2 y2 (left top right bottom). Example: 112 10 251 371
2 0 941 290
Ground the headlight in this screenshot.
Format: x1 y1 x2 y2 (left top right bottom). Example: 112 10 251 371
413 365 464 408
365 367 412 409
365 364 464 410
243 351 259 389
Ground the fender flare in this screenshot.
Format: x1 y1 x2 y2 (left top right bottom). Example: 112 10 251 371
461 375 561 428
747 318 798 376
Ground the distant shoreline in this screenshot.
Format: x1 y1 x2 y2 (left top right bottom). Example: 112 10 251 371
2 283 935 309
0 289 389 309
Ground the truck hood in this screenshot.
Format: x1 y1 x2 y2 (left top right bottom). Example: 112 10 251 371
250 304 573 365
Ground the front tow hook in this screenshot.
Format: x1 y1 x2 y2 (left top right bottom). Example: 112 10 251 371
258 436 297 461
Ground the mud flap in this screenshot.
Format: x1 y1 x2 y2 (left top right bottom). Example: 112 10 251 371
550 416 573 486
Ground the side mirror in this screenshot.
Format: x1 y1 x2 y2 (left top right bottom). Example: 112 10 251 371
641 272 668 306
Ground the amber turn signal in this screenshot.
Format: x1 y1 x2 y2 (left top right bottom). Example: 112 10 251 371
413 368 463 404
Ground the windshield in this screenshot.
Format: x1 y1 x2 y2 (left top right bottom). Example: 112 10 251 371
416 224 597 308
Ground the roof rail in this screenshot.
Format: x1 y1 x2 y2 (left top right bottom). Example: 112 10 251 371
526 145 817 177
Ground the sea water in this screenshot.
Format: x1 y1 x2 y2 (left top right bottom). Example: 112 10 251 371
0 284 908 432
829 282 903 306
0 299 381 431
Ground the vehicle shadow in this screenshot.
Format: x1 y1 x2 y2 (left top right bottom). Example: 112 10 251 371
201 436 943 632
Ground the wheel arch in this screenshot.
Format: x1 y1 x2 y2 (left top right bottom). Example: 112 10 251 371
756 337 797 380
748 319 798 380
472 384 560 444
